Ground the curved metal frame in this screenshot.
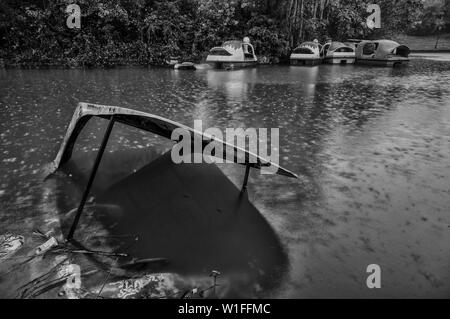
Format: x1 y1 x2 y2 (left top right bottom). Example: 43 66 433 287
52 102 298 240
51 102 297 178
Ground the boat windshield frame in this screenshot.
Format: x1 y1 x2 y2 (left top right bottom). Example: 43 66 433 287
50 102 298 179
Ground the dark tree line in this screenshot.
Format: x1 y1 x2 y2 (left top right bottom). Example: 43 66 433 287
0 0 445 67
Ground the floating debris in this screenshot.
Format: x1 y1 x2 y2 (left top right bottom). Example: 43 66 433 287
93 273 184 299
0 234 24 261
35 237 58 255
58 264 82 299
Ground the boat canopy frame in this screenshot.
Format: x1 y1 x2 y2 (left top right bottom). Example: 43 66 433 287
52 103 298 240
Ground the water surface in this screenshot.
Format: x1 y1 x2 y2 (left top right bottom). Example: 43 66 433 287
1 60 450 298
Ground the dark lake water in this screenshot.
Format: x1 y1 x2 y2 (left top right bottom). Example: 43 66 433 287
1 58 450 298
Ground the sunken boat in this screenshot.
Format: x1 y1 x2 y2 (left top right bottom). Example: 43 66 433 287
45 103 298 298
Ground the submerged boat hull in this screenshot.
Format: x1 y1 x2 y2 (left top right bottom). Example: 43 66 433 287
94 151 288 276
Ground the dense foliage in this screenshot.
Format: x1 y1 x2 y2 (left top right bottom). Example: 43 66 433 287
0 0 444 67
411 0 450 35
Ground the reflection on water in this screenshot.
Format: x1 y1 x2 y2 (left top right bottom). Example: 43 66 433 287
1 60 450 298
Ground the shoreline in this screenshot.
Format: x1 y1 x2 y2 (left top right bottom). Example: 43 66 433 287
411 49 450 53
1 50 449 70
0 61 281 70
2 57 449 70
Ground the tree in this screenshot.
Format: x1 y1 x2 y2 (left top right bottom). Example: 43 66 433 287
410 0 448 48
0 0 436 67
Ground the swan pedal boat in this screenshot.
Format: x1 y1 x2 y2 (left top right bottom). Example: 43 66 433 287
290 42 323 66
355 40 410 67
206 39 258 70
323 42 356 65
